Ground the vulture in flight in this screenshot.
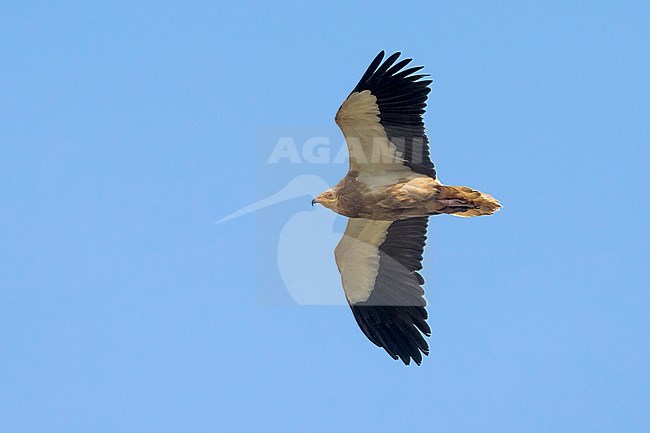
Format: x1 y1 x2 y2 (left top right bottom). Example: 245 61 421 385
312 51 501 365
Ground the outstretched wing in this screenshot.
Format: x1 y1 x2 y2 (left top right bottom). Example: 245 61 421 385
335 51 436 182
334 217 431 365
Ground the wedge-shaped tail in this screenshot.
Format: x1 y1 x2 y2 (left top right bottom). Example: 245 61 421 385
435 185 501 217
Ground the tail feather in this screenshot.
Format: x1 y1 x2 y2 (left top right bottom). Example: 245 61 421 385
436 185 501 217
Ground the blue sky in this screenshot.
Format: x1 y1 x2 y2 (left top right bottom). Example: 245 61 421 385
1 1 649 432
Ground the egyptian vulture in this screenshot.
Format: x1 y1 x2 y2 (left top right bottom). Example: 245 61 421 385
312 51 501 365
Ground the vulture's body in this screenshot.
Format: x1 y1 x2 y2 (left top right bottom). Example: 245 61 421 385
313 51 500 365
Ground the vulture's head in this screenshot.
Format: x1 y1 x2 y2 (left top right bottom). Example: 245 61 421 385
312 189 338 210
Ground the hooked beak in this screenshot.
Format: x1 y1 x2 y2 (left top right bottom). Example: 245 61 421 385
311 198 317 206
